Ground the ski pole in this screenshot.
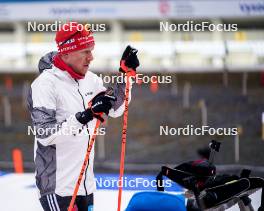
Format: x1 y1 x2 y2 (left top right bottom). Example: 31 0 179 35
117 74 131 211
68 119 101 211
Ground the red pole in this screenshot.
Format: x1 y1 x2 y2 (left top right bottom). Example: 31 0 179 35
117 74 131 211
68 119 101 211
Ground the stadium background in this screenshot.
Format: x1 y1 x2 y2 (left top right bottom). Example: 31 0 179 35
0 0 264 192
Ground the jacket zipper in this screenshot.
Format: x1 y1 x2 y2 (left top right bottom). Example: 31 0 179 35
75 79 89 196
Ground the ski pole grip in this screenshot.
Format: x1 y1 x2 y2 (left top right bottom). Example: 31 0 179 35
209 140 221 164
209 140 221 152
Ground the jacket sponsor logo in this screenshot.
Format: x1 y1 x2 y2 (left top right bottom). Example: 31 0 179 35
92 101 102 108
85 92 93 96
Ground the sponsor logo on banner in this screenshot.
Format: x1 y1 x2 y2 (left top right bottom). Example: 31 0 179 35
240 2 264 14
50 7 91 16
0 0 263 20
159 0 170 15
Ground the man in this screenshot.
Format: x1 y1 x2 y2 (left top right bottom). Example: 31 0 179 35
27 22 139 211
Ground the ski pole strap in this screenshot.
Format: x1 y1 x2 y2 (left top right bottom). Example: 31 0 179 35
120 60 136 77
93 113 105 123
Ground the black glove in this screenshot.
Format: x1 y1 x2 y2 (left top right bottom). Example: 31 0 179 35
76 89 116 124
75 109 94 125
90 92 113 116
119 45 139 75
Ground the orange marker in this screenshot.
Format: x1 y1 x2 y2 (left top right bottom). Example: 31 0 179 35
5 76 13 91
150 76 158 93
12 149 24 173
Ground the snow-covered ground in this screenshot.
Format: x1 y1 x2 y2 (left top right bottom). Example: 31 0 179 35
0 173 261 211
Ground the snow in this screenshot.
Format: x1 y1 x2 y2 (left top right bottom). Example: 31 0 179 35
0 173 261 211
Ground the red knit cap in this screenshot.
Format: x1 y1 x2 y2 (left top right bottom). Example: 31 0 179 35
55 22 95 54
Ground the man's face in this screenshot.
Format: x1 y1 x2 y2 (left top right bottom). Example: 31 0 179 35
62 46 94 76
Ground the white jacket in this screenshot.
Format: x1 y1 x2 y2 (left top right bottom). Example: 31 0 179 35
27 54 131 197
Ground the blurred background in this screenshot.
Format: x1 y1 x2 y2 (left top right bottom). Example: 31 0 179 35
0 0 264 177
